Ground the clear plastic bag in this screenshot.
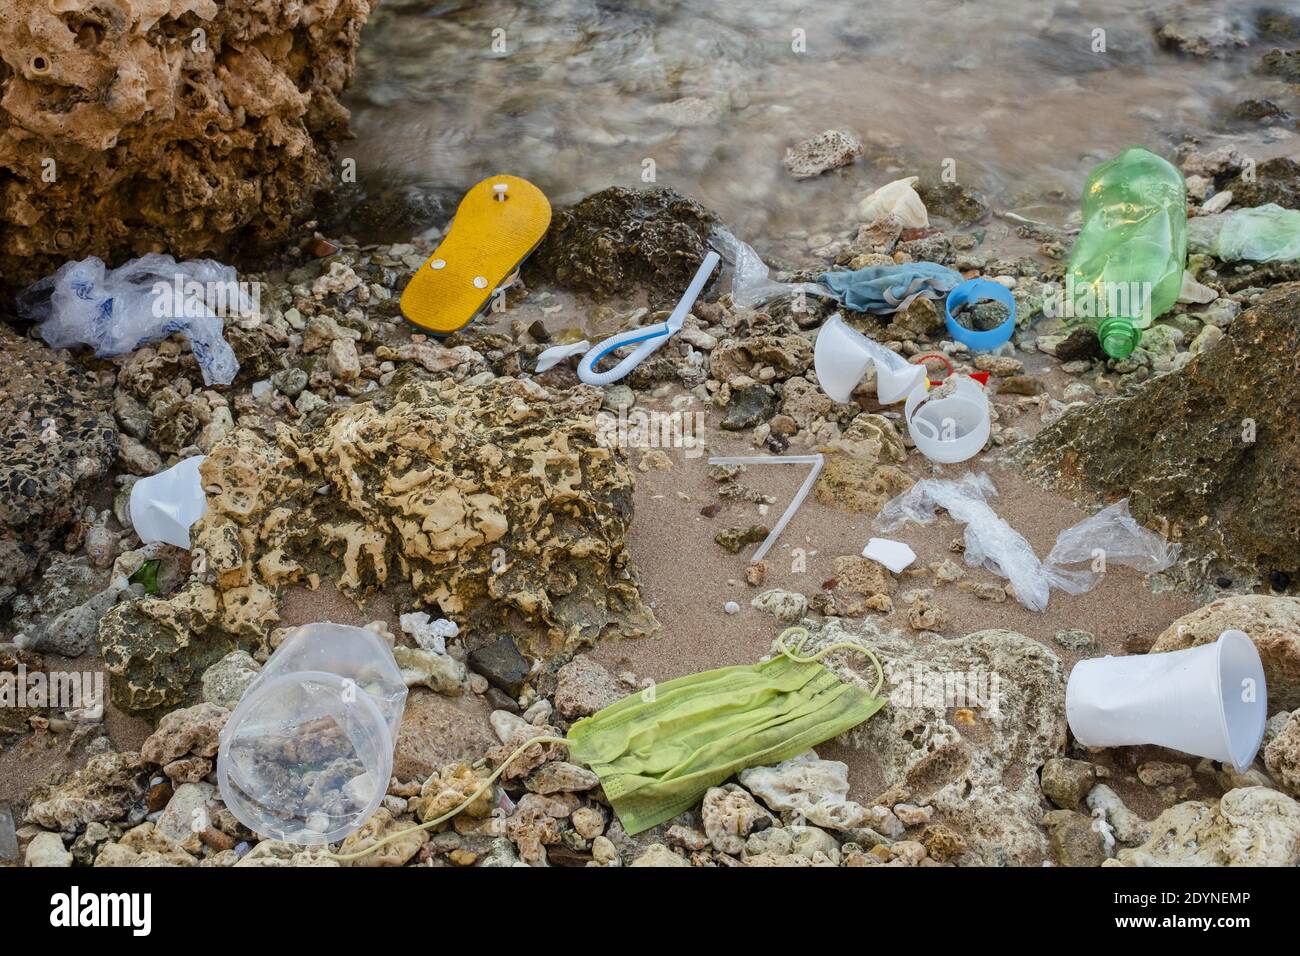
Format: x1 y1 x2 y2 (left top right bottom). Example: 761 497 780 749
875 475 1178 612
17 253 244 386
875 472 1059 611
711 228 832 310
1043 498 1179 586
1187 203 1300 263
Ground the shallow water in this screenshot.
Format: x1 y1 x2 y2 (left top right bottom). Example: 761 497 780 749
346 0 1297 251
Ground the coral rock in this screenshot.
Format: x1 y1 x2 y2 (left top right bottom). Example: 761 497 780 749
0 0 375 288
99 377 655 713
1016 284 1300 588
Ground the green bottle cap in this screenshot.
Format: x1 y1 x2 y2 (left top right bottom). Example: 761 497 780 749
1097 317 1140 359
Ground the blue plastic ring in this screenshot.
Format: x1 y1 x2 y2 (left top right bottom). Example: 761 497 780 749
944 278 1016 351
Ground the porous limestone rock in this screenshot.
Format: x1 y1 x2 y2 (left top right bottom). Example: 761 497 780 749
200 649 261 710
702 783 776 856
1016 284 1300 589
1264 710 1300 797
25 831 72 867
629 843 689 867
783 129 862 180
814 413 913 513
93 822 197 867
743 824 841 865
99 377 656 713
1106 787 1300 866
554 655 625 720
529 187 718 304
337 807 428 867
139 702 228 764
0 0 375 288
739 751 871 830
25 751 149 830
0 326 118 588
808 619 1067 865
1150 596 1300 710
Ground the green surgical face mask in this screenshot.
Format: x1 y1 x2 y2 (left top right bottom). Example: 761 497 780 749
328 628 885 862
566 628 885 836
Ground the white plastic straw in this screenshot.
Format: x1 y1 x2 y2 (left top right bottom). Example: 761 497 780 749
707 454 824 562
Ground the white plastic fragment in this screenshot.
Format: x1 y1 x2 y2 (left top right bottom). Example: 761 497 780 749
861 537 917 574
708 454 824 562
535 339 591 373
857 176 929 228
712 228 836 310
129 455 208 549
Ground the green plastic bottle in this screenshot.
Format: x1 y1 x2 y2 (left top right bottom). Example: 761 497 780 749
1065 147 1187 359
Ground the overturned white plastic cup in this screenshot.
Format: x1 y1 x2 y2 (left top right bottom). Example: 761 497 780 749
217 623 408 845
814 313 924 404
129 455 207 549
904 376 990 464
1066 629 1267 773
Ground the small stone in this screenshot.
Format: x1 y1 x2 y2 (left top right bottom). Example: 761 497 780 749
1044 809 1107 866
1041 757 1097 809
1053 629 1097 653
467 635 531 696
25 831 72 868
751 588 808 624
716 524 769 554
327 337 361 382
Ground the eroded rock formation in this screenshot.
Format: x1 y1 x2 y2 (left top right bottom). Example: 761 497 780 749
0 0 374 289
99 376 656 713
1015 283 1300 590
0 325 118 600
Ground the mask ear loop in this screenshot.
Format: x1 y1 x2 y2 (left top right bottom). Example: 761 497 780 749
330 626 882 863
774 625 885 699
325 734 572 863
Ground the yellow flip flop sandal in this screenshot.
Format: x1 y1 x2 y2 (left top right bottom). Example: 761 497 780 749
399 174 552 335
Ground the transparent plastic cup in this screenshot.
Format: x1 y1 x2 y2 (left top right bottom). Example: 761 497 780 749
216 623 408 845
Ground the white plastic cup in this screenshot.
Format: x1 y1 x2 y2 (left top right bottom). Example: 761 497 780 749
1066 629 1267 772
814 313 924 404
904 376 990 464
129 455 208 549
216 623 409 845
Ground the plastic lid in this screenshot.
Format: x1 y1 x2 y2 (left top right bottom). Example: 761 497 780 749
943 278 1016 352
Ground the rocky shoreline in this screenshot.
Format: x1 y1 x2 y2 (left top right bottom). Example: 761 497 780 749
3 3 1300 870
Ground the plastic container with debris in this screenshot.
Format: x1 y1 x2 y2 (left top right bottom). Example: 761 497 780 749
1065 147 1187 360
216 623 408 845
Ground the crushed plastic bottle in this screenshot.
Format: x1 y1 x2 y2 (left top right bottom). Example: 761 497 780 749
17 253 246 386
1065 147 1187 360
1187 203 1300 263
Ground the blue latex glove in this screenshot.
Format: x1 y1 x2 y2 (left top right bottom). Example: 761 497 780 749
820 262 962 314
